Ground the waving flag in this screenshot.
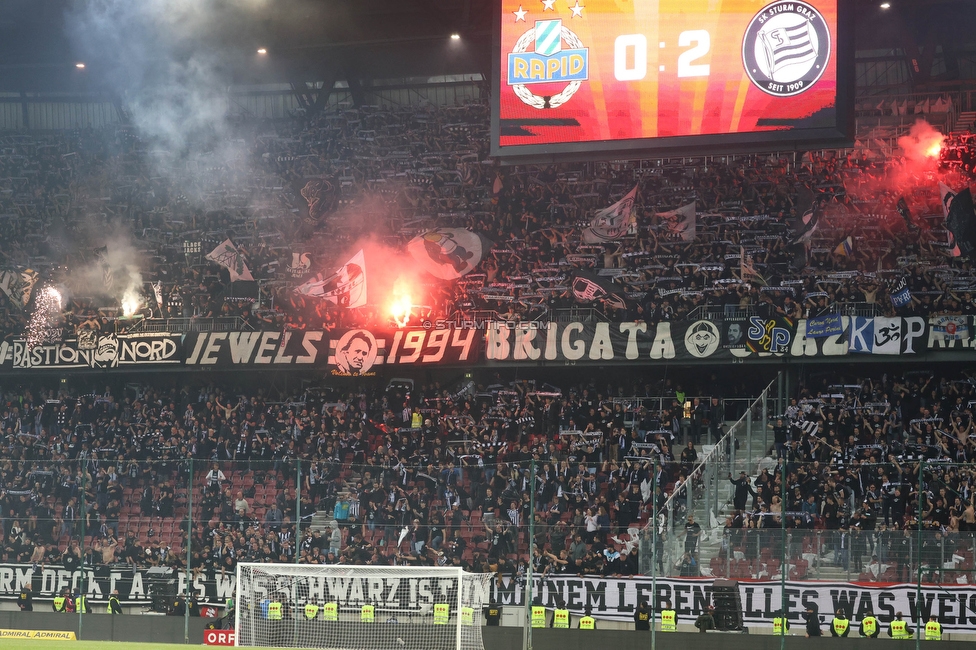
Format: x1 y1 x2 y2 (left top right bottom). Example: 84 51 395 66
300 178 336 223
896 197 914 229
833 236 853 257
889 277 911 308
740 246 765 285
583 185 639 243
295 249 367 308
656 202 696 242
940 182 976 257
792 188 821 245
407 229 490 280
570 270 627 310
206 239 254 282
0 268 37 309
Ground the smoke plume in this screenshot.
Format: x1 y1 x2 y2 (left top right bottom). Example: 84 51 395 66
65 227 145 314
66 0 269 166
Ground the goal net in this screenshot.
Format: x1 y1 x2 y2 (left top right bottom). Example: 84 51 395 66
234 564 494 650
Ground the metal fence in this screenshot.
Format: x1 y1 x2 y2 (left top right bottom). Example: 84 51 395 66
638 378 777 577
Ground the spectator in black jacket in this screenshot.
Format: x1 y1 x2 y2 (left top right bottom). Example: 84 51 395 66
804 605 822 637
728 472 756 511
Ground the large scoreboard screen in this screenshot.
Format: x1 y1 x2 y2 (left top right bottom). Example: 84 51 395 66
491 0 853 161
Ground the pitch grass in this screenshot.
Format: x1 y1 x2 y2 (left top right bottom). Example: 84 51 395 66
0 639 312 650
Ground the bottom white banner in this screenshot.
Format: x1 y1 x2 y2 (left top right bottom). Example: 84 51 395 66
490 577 976 631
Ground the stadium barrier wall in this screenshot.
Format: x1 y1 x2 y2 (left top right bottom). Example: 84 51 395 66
0 611 208 643
483 628 952 650
0 616 963 646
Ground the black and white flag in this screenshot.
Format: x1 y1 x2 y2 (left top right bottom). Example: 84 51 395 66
583 185 638 244
570 270 627 310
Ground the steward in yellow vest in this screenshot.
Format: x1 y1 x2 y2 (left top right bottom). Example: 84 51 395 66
552 607 570 628
531 603 546 628
361 603 375 623
460 606 474 626
831 610 850 637
578 606 596 630
860 614 879 638
76 595 88 614
661 604 677 632
323 602 338 621
925 617 942 641
433 603 450 625
772 609 789 636
305 603 319 620
268 600 282 620
53 594 67 612
108 593 123 615
889 612 911 639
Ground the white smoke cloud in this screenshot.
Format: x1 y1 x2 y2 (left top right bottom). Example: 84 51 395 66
66 230 145 312
62 1 272 311
66 0 269 164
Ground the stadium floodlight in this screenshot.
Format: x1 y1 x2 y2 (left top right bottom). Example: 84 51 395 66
450 34 461 40
257 48 268 55
75 62 86 69
234 563 493 650
880 2 890 8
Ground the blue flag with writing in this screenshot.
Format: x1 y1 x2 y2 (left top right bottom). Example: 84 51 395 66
890 278 911 308
805 313 843 338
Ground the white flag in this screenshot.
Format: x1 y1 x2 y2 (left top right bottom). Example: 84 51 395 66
656 202 696 242
295 249 367 308
206 239 254 282
583 185 639 244
18 269 38 306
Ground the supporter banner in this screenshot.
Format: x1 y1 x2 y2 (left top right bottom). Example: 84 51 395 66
848 317 928 355
805 313 843 338
0 563 236 606
183 328 480 373
929 315 971 347
489 576 976 631
485 317 851 363
0 332 182 370
5 317 976 372
324 327 480 376
1 563 975 629
184 331 329 367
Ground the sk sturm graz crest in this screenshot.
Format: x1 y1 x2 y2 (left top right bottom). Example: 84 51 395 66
742 1 830 97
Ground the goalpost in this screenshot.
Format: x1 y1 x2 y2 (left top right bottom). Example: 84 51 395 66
234 564 494 650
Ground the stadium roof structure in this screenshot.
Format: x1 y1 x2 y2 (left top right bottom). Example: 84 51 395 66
0 0 975 98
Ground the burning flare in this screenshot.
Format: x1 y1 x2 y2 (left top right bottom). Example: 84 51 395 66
121 290 141 317
26 286 63 349
389 278 413 327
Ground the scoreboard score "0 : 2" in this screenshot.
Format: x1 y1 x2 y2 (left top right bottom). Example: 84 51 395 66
493 0 851 161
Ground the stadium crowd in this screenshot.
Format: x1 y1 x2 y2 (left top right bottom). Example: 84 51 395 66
716 369 976 582
2 366 976 584
0 99 973 338
0 96 974 594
